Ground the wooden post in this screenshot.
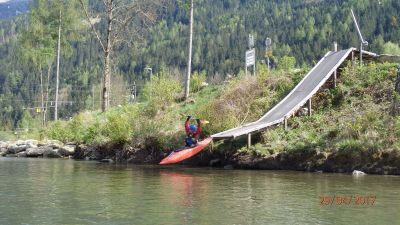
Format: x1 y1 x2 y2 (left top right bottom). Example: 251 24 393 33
308 98 312 116
247 133 251 149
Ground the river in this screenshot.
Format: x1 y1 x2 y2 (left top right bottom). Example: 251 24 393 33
0 158 399 225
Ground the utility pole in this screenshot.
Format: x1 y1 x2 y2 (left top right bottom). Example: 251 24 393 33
184 0 194 100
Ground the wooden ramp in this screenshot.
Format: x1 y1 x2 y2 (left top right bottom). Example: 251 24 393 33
212 48 375 140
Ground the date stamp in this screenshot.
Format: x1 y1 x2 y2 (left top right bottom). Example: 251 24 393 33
320 195 376 206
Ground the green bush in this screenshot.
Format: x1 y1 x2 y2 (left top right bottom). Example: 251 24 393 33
141 71 181 108
190 71 207 93
277 56 296 71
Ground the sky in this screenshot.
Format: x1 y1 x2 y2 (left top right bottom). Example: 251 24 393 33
0 0 11 3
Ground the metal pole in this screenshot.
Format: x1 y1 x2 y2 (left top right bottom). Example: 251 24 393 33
308 99 312 116
253 60 256 76
360 43 363 66
184 0 194 99
334 42 338 88
247 133 251 149
133 81 137 102
55 8 62 121
92 86 95 110
284 117 288 131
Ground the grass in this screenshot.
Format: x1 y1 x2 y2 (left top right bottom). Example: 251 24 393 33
43 61 399 159
245 62 400 158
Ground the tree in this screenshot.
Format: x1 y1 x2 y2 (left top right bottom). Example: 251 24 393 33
79 0 165 112
19 0 58 126
383 42 400 55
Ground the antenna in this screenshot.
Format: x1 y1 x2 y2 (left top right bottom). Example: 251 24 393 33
351 9 368 65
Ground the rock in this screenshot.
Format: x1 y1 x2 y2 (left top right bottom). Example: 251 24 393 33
297 107 309 116
7 144 28 154
223 164 234 170
43 149 62 158
16 151 27 157
209 158 221 166
0 141 8 149
352 170 366 176
26 143 37 149
58 145 76 156
26 147 52 157
100 159 114 163
0 148 7 156
38 140 63 149
19 139 38 146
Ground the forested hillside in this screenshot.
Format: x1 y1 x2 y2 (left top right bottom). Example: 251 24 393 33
0 0 399 136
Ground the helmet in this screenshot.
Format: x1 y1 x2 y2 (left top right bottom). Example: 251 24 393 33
189 124 197 132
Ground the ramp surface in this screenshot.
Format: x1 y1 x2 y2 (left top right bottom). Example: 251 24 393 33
212 48 356 139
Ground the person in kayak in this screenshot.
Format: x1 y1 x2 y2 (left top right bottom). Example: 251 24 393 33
185 115 201 147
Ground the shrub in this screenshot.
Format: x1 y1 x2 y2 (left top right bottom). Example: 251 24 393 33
190 71 207 93
141 71 181 109
277 56 296 71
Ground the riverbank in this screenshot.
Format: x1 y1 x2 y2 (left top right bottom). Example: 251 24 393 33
1 138 399 175
70 142 400 175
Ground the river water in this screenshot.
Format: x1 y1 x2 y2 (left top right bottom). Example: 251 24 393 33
0 158 399 225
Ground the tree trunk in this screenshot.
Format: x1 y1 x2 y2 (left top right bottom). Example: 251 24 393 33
44 62 52 126
184 0 194 100
55 8 62 120
39 65 45 127
102 0 113 112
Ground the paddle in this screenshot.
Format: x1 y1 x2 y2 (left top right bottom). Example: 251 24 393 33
179 112 209 124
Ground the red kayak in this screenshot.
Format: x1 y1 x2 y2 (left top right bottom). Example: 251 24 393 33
159 137 213 165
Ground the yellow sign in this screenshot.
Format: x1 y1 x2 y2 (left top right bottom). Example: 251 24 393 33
265 50 273 58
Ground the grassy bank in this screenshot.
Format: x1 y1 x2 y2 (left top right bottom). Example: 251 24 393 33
44 61 399 168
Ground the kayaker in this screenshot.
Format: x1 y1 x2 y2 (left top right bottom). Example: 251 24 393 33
185 115 201 147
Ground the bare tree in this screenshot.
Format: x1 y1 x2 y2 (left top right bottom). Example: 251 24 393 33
79 0 165 112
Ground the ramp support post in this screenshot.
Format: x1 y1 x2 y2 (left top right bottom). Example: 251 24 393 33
247 133 252 149
333 42 338 88
334 70 337 88
284 117 288 131
308 98 312 116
